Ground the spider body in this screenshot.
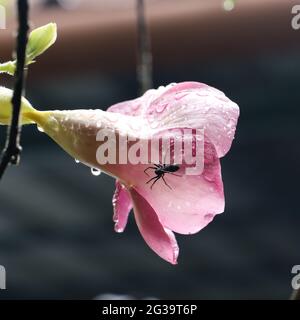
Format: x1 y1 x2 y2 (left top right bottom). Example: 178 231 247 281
144 164 180 189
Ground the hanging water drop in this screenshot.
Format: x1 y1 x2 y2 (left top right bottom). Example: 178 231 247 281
91 167 101 176
75 159 80 164
114 226 123 233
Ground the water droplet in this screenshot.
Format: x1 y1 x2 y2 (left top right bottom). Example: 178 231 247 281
204 213 214 221
175 92 188 101
156 103 168 113
91 168 101 176
148 116 155 123
75 159 80 164
37 125 44 133
132 102 140 110
115 226 123 233
150 121 158 129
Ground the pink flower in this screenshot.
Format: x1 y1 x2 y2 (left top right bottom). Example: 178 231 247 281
108 82 239 264
0 81 239 264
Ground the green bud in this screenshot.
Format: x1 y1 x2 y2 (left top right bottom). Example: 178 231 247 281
223 0 236 11
26 22 57 61
0 23 57 76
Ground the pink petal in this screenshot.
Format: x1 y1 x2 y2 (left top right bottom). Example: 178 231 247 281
129 188 179 264
124 138 224 235
112 181 132 232
106 82 239 235
146 82 239 158
108 82 239 158
107 98 142 116
107 85 171 116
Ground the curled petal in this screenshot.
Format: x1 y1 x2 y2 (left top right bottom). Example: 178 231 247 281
147 82 239 158
112 181 132 232
107 98 143 116
108 82 239 158
129 188 179 264
107 85 172 116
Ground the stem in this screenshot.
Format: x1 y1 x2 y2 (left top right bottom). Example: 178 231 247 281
0 0 29 180
136 0 153 95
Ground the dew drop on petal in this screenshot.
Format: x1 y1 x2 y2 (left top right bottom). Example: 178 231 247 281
156 103 168 113
132 102 140 110
91 168 101 176
150 121 159 129
175 92 188 101
204 213 214 221
148 116 155 123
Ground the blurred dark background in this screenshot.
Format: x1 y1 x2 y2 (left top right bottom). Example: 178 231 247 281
0 0 300 299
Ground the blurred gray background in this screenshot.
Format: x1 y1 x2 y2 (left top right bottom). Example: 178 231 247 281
0 0 299 299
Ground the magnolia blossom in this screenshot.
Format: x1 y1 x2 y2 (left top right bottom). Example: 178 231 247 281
0 82 239 264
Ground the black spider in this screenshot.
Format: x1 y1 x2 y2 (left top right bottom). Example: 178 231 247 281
144 163 180 189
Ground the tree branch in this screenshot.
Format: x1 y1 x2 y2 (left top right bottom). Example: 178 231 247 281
136 0 153 95
0 0 29 180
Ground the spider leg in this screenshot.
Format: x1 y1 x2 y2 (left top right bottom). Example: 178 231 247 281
146 175 159 184
150 176 161 189
161 175 172 189
144 167 156 176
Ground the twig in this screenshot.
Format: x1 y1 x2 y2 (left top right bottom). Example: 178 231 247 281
0 0 29 180
136 0 153 95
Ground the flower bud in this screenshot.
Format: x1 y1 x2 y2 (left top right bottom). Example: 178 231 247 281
26 22 57 61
